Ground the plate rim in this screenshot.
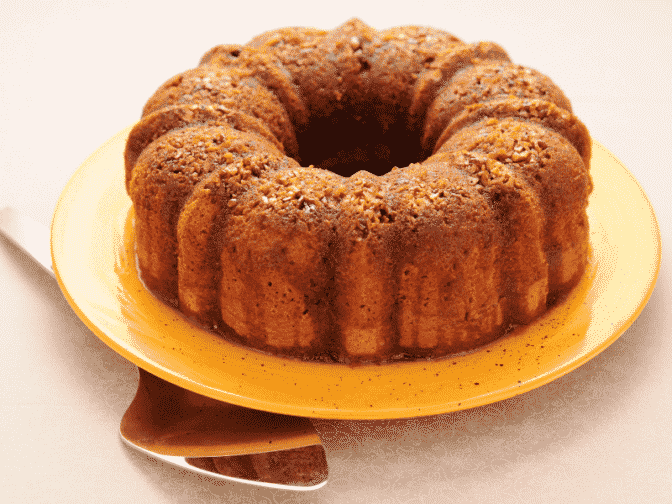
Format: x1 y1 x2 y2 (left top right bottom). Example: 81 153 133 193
51 127 662 419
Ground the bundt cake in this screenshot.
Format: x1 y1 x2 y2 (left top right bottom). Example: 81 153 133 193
125 19 592 364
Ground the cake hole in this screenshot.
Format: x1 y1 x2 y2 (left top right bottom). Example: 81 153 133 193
294 108 424 177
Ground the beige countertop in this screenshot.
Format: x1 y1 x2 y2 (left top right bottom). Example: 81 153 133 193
1 1 670 502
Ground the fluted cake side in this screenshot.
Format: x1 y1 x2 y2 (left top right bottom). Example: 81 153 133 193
125 19 592 364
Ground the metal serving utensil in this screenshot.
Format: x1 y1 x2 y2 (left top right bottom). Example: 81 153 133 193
0 207 328 490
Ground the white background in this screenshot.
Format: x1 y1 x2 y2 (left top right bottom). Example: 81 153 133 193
1 1 671 502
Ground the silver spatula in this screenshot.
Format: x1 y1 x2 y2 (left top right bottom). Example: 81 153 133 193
0 206 328 490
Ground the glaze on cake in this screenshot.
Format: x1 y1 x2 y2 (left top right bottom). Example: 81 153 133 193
124 19 592 364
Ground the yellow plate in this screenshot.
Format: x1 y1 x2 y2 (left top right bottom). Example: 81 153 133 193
51 126 661 420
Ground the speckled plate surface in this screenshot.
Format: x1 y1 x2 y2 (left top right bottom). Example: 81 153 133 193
51 126 661 420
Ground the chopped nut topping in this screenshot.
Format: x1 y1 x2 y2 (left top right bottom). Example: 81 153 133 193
511 151 531 162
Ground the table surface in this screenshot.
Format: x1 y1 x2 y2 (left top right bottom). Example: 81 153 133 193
1 1 670 503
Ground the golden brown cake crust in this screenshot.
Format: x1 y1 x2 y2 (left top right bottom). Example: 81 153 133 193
198 44 243 66
124 103 285 190
422 62 574 155
435 96 591 166
126 19 593 364
129 125 289 301
141 65 298 157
